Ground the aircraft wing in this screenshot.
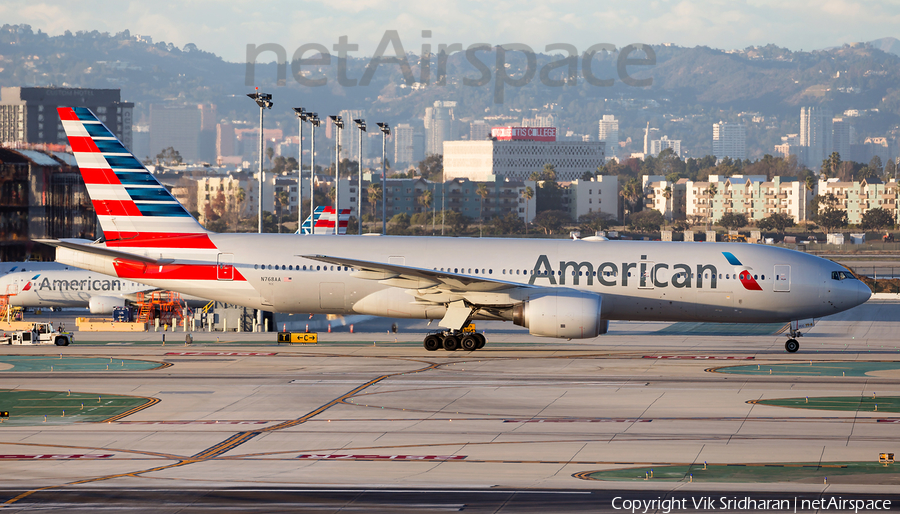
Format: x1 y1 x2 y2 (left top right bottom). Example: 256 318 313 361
303 254 538 330
302 254 530 293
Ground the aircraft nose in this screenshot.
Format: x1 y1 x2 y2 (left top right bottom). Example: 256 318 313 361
857 280 872 305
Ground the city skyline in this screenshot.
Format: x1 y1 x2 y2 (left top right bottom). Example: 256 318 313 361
1 0 897 62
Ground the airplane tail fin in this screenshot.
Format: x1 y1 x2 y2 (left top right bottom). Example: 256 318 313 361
57 107 215 250
298 206 350 235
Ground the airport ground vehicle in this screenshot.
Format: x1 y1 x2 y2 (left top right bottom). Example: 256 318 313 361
1 322 72 346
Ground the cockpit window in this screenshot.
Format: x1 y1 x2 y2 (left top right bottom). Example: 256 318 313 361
831 271 855 281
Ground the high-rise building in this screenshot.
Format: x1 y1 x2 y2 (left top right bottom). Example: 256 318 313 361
469 120 491 141
800 106 833 168
425 101 456 155
832 118 851 160
216 123 237 159
394 123 416 166
650 136 681 157
598 115 618 161
642 123 659 155
149 104 201 163
712 121 746 161
0 87 133 148
444 127 605 182
197 103 218 163
338 109 366 161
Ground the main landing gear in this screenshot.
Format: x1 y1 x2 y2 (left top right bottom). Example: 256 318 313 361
423 331 486 351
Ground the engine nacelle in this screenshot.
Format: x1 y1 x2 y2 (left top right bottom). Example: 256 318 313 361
89 295 126 314
512 289 603 339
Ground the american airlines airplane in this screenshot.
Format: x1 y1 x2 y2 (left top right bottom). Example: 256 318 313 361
0 268 156 313
41 107 870 352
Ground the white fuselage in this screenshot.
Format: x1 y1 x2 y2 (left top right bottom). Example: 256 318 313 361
0 269 148 309
55 234 870 324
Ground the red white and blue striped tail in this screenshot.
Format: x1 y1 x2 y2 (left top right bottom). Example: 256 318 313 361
57 107 215 250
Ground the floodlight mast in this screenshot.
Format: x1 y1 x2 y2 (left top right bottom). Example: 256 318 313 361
307 113 320 228
376 123 390 235
353 118 366 234
329 116 344 235
293 107 306 229
247 88 272 332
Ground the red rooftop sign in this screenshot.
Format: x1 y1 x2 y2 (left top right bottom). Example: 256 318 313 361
491 126 557 142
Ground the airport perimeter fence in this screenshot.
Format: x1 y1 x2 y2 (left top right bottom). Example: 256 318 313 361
846 267 900 293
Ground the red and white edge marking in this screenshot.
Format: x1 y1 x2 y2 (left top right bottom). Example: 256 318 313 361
503 419 651 423
164 352 277 356
297 454 466 461
0 454 113 459
117 421 269 425
643 356 755 360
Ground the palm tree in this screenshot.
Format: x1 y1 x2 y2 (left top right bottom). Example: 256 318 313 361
521 186 534 235
418 188 433 212
620 178 642 216
367 183 383 228
476 183 489 237
276 190 290 233
662 185 673 221
703 184 718 230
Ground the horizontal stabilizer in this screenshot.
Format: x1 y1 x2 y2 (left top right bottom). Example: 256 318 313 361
35 239 172 265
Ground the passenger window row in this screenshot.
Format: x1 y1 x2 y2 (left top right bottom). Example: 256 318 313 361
253 264 351 272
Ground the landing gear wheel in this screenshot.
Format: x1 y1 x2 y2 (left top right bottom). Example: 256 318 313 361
474 334 486 349
785 339 799 353
442 335 459 351
460 334 479 351
423 334 441 351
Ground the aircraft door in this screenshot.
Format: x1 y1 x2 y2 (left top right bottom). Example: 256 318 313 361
217 254 234 281
773 265 790 292
319 282 345 310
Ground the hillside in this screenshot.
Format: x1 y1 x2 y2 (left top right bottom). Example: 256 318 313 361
2 24 899 160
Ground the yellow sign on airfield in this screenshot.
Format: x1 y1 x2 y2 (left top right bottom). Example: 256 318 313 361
277 332 318 344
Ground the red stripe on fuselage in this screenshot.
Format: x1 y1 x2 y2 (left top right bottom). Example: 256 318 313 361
104 232 217 249
113 260 245 281
81 168 121 185
92 199 143 217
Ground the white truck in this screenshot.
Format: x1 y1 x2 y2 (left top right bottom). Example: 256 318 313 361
1 322 72 346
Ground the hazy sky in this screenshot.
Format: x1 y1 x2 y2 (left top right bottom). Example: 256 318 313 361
2 0 898 62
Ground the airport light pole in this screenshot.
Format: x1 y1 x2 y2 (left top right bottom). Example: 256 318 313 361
294 107 312 229
329 116 344 235
247 89 272 234
353 118 366 235
376 122 390 235
248 88 272 332
292 107 306 230
307 113 320 231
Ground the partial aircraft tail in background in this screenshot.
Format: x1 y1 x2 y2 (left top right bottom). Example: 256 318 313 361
298 206 351 235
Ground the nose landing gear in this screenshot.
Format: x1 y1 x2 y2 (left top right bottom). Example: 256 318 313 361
784 326 802 353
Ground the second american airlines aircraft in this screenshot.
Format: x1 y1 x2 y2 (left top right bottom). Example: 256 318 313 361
43 107 869 352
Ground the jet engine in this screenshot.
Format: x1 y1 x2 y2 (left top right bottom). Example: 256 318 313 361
511 289 603 338
88 295 126 314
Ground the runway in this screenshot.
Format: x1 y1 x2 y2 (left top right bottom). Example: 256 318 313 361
1 300 899 511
